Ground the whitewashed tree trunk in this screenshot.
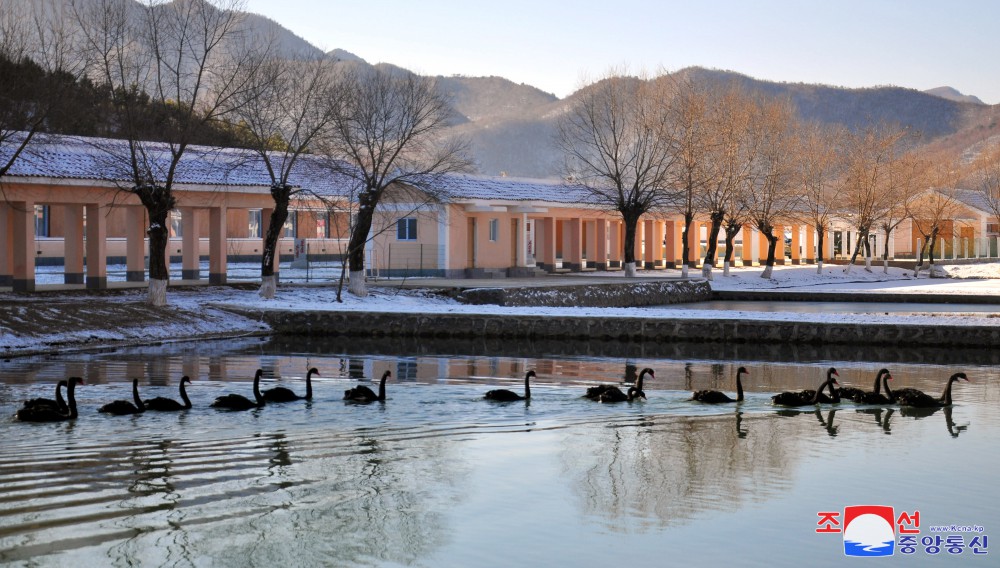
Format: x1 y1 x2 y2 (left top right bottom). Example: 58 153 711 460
761 264 774 279
259 275 277 299
913 265 922 278
723 261 730 277
843 263 853 274
681 264 689 278
623 262 637 277
930 263 946 278
864 253 872 272
883 259 889 274
701 263 714 281
149 279 168 306
348 269 368 296
816 260 824 274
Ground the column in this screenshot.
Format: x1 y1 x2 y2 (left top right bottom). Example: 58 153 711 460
642 219 654 269
63 205 84 284
85 203 107 290
181 207 201 280
790 224 802 265
126 206 146 282
805 226 816 263
585 220 598 269
633 220 644 266
0 203 11 286
652 220 665 268
209 206 228 284
749 226 760 265
12 201 35 292
538 217 556 272
687 221 701 267
595 219 608 270
565 218 583 270
608 220 621 268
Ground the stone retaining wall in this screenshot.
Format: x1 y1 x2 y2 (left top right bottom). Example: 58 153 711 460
242 309 1000 348
457 280 711 307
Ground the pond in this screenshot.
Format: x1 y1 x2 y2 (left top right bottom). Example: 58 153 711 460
1 336 997 566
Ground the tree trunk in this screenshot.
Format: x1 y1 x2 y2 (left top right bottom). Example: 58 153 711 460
136 185 175 306
347 192 376 296
844 229 868 274
761 233 779 279
259 185 290 300
882 229 891 274
723 223 740 277
621 212 639 278
815 226 825 274
701 212 723 280
913 239 928 277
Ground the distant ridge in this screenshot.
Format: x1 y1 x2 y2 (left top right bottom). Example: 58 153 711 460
924 86 985 105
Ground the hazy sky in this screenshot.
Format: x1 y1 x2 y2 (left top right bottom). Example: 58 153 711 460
243 0 999 103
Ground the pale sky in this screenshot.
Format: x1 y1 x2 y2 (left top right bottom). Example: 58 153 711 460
243 0 1000 104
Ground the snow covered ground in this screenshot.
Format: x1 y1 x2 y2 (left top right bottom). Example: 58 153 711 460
2 262 999 358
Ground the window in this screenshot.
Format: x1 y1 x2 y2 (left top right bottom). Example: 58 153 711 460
489 218 499 242
397 217 417 241
169 210 182 237
34 205 49 237
283 211 298 238
249 209 262 238
316 211 330 238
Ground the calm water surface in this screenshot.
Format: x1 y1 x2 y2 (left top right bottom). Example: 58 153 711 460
1 337 997 567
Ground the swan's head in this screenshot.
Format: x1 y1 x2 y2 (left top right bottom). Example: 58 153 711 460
69 377 84 386
827 367 839 378
952 372 969 382
640 368 655 379
526 370 536 378
181 375 192 384
877 368 890 378
737 366 748 375
308 367 320 376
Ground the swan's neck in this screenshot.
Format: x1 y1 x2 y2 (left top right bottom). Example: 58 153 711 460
636 369 650 392
180 381 192 408
882 374 895 402
873 373 883 395
941 377 958 405
736 370 744 402
56 383 66 408
829 381 840 403
305 371 314 400
133 380 144 409
253 372 263 404
378 373 387 401
67 382 78 419
524 373 531 399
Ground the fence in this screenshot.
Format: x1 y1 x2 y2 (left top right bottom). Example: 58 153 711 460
368 243 445 279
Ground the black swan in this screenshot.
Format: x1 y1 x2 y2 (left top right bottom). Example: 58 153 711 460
771 368 840 407
834 369 889 401
22 380 68 413
16 377 83 422
262 367 318 403
485 370 535 401
895 372 968 408
98 378 145 415
585 367 654 402
345 370 391 403
211 369 265 410
692 366 746 403
143 376 193 411
852 369 894 405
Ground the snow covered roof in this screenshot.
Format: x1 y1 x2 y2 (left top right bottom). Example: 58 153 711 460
2 133 361 198
430 173 597 205
950 188 994 214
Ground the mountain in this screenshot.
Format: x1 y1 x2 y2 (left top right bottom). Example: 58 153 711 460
924 86 985 105
14 2 1000 179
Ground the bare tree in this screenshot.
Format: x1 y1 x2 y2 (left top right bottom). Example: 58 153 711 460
839 124 910 273
741 96 800 279
228 53 341 299
699 85 753 280
970 141 1000 239
1 0 82 179
877 150 927 273
322 65 471 297
663 75 714 278
72 0 265 305
794 123 845 274
557 71 678 278
911 152 966 278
